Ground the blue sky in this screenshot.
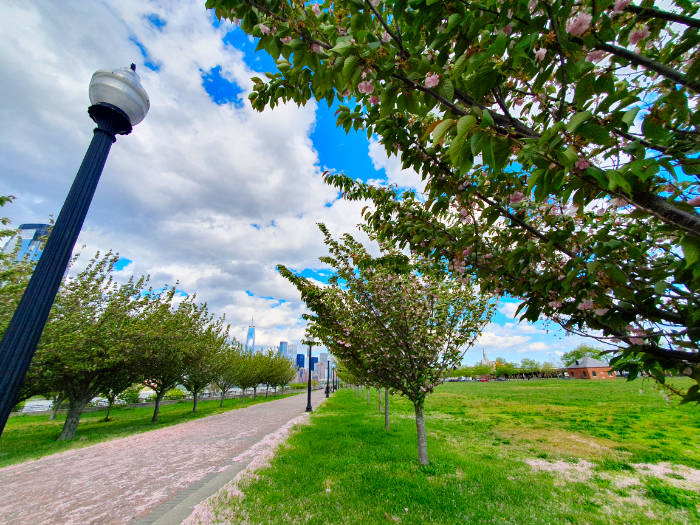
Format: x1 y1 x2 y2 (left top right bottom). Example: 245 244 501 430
0 1 598 365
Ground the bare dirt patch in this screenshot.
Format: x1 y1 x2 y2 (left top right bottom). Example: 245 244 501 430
525 458 595 482
501 427 619 459
632 462 700 492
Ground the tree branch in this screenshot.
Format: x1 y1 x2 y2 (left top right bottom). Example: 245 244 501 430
625 4 700 29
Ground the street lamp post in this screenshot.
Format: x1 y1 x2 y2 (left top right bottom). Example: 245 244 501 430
325 360 330 398
304 340 316 412
0 65 149 435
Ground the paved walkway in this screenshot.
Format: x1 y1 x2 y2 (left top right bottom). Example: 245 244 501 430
0 390 326 524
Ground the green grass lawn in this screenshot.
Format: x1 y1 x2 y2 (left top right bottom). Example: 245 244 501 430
0 393 296 468
200 379 700 524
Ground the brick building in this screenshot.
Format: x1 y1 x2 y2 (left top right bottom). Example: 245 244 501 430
567 356 616 379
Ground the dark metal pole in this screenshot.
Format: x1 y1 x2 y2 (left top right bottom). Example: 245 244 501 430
0 104 131 436
325 360 330 398
305 342 313 412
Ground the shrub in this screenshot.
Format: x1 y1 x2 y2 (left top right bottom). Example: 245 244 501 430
164 388 186 400
118 385 142 405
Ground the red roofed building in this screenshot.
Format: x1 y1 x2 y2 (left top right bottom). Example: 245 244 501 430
567 357 615 379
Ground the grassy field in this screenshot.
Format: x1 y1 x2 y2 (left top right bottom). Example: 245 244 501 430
198 379 700 524
0 393 295 468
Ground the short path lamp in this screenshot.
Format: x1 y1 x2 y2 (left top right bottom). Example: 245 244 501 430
0 65 149 436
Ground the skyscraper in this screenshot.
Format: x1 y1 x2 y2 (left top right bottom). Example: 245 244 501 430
279 341 288 358
246 317 255 350
2 223 50 261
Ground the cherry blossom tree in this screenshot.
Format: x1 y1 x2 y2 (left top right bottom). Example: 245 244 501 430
279 224 495 464
30 252 149 440
208 0 699 401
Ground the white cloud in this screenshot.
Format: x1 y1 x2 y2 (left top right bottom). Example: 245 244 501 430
499 302 521 318
0 0 371 346
368 138 425 191
526 342 548 351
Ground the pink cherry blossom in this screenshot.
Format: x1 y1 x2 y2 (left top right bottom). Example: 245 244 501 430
594 308 609 316
509 191 526 204
259 24 271 35
548 300 563 308
564 204 579 216
577 299 594 311
629 26 650 46
528 0 537 11
369 95 380 104
575 158 591 170
338 27 347 36
502 23 514 35
608 197 627 207
311 43 323 54
424 73 440 88
688 196 700 206
613 0 631 14
357 81 374 94
280 36 292 45
463 247 472 256
586 50 606 63
381 31 391 43
312 3 321 16
534 48 546 62
565 13 592 37
629 337 645 345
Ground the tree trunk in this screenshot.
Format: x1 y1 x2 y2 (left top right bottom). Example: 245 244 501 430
192 390 198 413
152 389 165 422
103 396 115 422
58 397 89 441
367 388 370 404
241 389 246 402
414 402 429 465
378 388 382 413
49 393 65 421
220 391 225 407
266 384 269 397
253 386 257 400
384 388 390 431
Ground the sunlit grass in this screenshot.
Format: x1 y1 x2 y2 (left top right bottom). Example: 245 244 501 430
208 379 699 524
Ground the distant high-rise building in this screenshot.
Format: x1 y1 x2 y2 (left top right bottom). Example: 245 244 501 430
3 223 50 261
279 341 288 357
246 317 255 350
310 356 318 371
296 353 305 369
320 352 328 367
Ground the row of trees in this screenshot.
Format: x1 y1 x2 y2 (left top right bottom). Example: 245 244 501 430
210 0 699 402
3 246 295 440
448 358 564 379
279 225 495 465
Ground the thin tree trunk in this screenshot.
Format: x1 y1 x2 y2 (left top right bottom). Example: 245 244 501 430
384 388 390 431
220 391 225 407
378 388 382 414
242 388 246 403
253 386 257 400
367 388 370 404
58 397 89 441
152 389 165 422
49 393 65 421
414 402 429 465
103 396 115 422
266 384 269 397
192 390 198 413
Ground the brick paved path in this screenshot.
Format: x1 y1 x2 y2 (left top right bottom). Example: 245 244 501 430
0 390 326 524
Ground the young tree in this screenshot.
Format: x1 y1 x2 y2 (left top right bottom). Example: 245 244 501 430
30 252 147 440
136 289 201 422
99 369 135 422
280 225 495 464
209 0 699 401
212 342 244 407
234 351 263 402
182 308 228 412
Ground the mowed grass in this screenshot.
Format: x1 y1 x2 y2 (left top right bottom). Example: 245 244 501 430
0 392 296 468
205 379 700 524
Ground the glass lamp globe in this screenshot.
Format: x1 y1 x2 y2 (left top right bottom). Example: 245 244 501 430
88 65 150 126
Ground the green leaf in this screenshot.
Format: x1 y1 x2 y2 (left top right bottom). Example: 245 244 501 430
343 56 360 78
680 236 700 268
456 115 477 137
480 109 494 128
436 78 454 102
622 107 640 127
566 111 591 133
432 119 455 145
